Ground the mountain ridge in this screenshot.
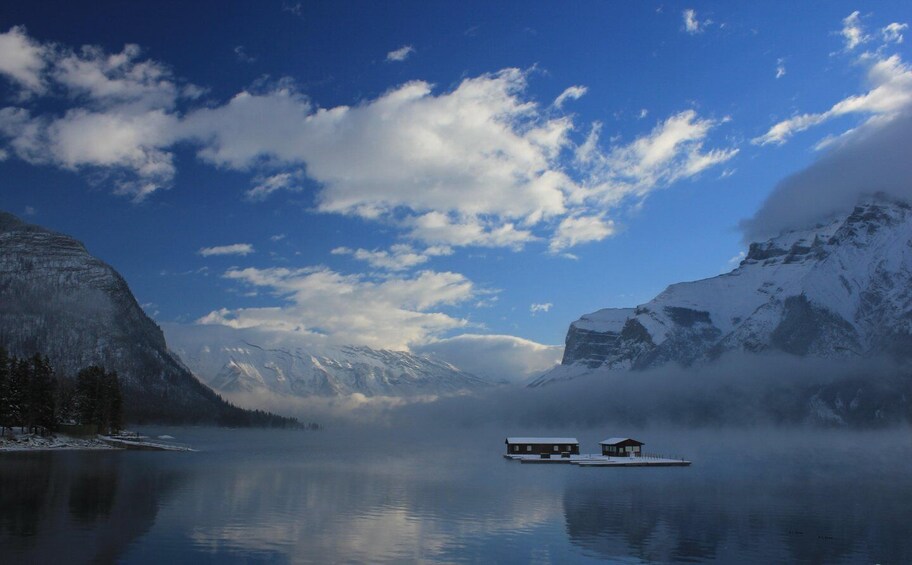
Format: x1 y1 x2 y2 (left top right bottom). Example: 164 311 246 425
0 211 297 425
535 196 912 386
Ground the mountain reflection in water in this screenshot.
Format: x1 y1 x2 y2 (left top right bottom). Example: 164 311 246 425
0 427 910 563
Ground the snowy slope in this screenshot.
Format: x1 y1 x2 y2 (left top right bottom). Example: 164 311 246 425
167 326 492 397
534 197 912 385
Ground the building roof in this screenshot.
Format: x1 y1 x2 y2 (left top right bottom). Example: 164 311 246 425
599 437 643 445
505 437 579 444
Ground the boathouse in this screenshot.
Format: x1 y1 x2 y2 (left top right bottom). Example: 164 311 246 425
505 437 579 456
600 437 644 457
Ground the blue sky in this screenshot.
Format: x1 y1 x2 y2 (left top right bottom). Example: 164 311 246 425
1 1 911 376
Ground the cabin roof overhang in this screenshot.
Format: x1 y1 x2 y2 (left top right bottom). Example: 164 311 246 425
599 437 644 446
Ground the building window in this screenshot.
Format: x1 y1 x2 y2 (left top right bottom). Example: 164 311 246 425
526 445 531 452
554 445 559 452
513 445 519 452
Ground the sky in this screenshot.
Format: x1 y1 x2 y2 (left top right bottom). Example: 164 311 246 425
1 1 911 378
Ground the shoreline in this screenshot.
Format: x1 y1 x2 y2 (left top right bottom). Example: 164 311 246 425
1 432 193 452
0 433 119 452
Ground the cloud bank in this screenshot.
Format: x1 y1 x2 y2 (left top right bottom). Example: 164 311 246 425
743 112 912 240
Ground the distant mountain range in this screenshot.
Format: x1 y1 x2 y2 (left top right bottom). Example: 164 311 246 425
0 211 295 425
166 325 492 398
0 210 490 423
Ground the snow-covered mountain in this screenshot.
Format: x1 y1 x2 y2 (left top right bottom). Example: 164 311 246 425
166 325 492 397
0 211 294 425
535 197 912 386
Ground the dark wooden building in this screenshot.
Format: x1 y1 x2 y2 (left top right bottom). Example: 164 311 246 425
600 437 644 457
505 437 579 457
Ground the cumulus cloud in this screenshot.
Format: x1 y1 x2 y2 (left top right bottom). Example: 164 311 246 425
840 11 869 51
331 243 452 272
553 85 587 108
386 45 414 62
743 112 912 240
198 267 475 349
413 334 563 383
882 22 908 44
0 26 47 92
199 243 255 257
0 28 736 250
753 54 912 146
549 214 615 252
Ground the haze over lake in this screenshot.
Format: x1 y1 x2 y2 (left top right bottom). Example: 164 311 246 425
2 426 911 563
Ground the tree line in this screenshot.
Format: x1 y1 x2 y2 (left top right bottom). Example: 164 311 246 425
0 348 123 437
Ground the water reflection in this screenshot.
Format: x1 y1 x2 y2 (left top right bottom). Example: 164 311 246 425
561 448 912 564
2 428 911 563
0 451 185 563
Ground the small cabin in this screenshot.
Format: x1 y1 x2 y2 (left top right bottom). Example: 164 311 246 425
505 437 580 457
600 437 644 457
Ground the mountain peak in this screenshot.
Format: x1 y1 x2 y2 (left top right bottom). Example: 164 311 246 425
535 197 912 386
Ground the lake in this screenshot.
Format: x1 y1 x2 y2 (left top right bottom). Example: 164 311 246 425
1 426 911 563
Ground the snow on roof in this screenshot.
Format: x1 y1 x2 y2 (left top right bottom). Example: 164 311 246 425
599 437 643 445
505 437 578 444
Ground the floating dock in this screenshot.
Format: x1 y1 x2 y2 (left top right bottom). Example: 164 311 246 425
504 454 690 467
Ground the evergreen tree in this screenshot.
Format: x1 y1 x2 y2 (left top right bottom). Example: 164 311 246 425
0 348 9 435
29 355 56 435
75 365 123 434
8 358 28 431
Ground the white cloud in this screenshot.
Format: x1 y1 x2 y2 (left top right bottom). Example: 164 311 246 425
0 26 47 93
549 214 615 252
332 243 452 271
753 54 912 146
406 212 536 249
841 11 869 51
578 110 738 207
638 108 649 119
199 267 475 349
199 243 255 257
414 334 563 383
776 58 786 79
23 205 35 216
682 9 703 35
553 85 587 108
882 22 908 44
0 28 736 251
246 169 305 201
386 45 414 62
529 302 552 314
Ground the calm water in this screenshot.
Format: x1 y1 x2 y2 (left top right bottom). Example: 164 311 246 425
1 426 911 563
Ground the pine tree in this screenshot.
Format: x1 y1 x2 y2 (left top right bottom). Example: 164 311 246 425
29 355 56 435
0 348 9 436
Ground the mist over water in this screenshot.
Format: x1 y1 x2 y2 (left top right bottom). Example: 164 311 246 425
1 426 911 563
219 352 912 431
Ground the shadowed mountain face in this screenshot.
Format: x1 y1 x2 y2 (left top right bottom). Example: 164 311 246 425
536 198 912 386
0 211 280 424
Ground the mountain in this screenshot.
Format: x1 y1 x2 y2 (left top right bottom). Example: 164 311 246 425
0 211 296 425
166 325 492 398
535 198 912 386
